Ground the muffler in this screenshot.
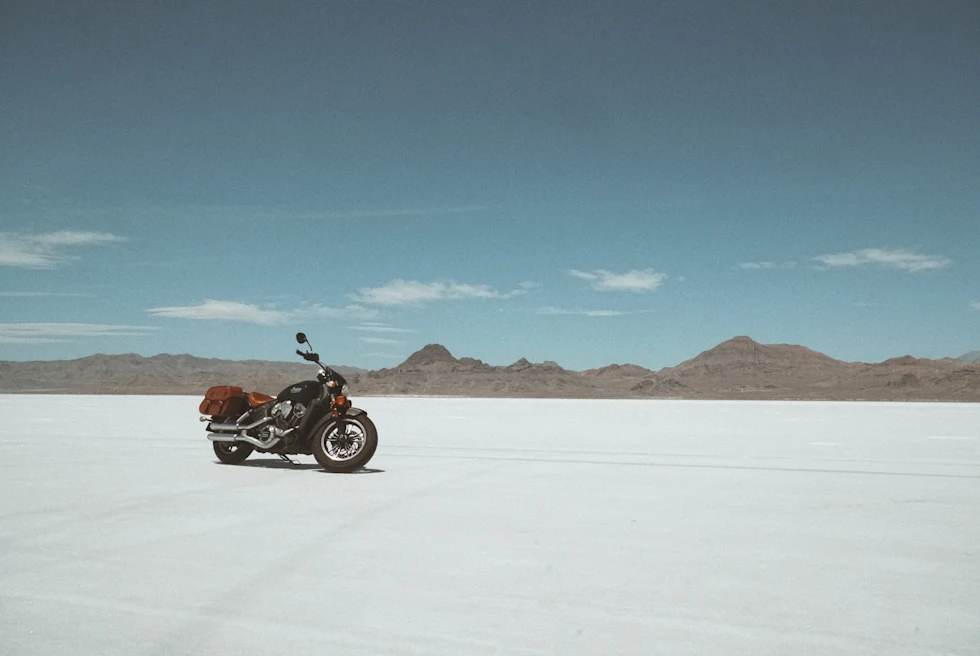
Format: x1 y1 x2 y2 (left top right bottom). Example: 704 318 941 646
208 432 281 450
207 426 294 450
208 416 273 432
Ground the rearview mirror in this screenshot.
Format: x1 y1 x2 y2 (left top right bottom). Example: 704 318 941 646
296 332 307 345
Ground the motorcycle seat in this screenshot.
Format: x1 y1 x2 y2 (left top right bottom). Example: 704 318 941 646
248 391 275 407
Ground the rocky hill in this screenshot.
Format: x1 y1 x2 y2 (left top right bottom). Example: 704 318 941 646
632 337 979 401
958 350 980 363
0 353 363 395
1 338 978 401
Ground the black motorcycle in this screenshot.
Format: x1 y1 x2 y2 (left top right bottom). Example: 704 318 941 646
199 332 378 472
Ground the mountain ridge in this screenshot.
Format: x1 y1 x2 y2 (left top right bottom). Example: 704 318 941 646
1 339 978 401
957 350 980 363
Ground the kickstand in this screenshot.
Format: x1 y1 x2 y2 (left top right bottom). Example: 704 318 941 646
278 454 300 466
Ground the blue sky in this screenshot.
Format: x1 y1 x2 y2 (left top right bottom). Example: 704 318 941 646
1 0 978 370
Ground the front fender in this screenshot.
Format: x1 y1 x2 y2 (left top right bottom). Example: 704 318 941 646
297 404 367 440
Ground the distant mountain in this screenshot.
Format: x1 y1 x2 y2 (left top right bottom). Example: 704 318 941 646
360 345 583 397
583 363 655 378
957 351 980 363
643 338 980 400
1 339 978 401
397 344 458 370
0 353 364 395
344 338 980 401
661 336 853 388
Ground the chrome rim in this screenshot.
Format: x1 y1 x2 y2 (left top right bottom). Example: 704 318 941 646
320 419 367 462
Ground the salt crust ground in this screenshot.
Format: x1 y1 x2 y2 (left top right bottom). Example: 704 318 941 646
1 396 978 655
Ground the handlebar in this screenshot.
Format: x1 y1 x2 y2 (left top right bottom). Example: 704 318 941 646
295 334 348 391
296 346 346 383
296 349 320 362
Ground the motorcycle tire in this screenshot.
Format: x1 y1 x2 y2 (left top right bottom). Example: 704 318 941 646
311 414 378 473
212 440 254 464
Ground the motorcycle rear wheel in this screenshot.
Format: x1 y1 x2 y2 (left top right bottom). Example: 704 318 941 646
311 414 378 473
213 440 254 464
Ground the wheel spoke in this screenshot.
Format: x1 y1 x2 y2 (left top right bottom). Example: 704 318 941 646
321 421 366 462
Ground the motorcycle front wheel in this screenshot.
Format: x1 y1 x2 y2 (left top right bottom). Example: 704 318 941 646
311 414 378 473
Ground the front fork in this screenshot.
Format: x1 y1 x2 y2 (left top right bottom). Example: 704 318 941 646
331 395 348 435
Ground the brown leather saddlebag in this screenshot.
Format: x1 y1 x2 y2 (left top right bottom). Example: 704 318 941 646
199 385 248 418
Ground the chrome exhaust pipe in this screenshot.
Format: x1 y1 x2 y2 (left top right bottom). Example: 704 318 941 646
208 416 273 432
206 426 294 451
208 433 281 450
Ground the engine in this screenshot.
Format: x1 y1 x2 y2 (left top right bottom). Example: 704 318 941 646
270 400 306 430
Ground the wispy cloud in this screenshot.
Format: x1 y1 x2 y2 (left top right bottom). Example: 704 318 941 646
34 203 493 225
0 323 156 344
0 231 127 268
146 300 378 325
350 324 415 334
568 268 666 292
971 301 980 311
358 336 404 345
351 279 532 306
311 205 490 219
359 352 405 360
537 306 629 317
737 261 797 270
813 248 951 273
291 304 379 322
147 300 285 325
0 291 88 297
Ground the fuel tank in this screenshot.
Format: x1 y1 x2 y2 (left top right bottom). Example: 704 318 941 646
276 380 321 406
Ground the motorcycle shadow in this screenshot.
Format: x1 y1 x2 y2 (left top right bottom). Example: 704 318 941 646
218 459 385 474
226 459 320 470
318 467 385 475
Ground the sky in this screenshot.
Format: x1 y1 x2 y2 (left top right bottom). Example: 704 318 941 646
1 0 978 371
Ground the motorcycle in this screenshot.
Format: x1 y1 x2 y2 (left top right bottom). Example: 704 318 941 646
199 332 378 472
